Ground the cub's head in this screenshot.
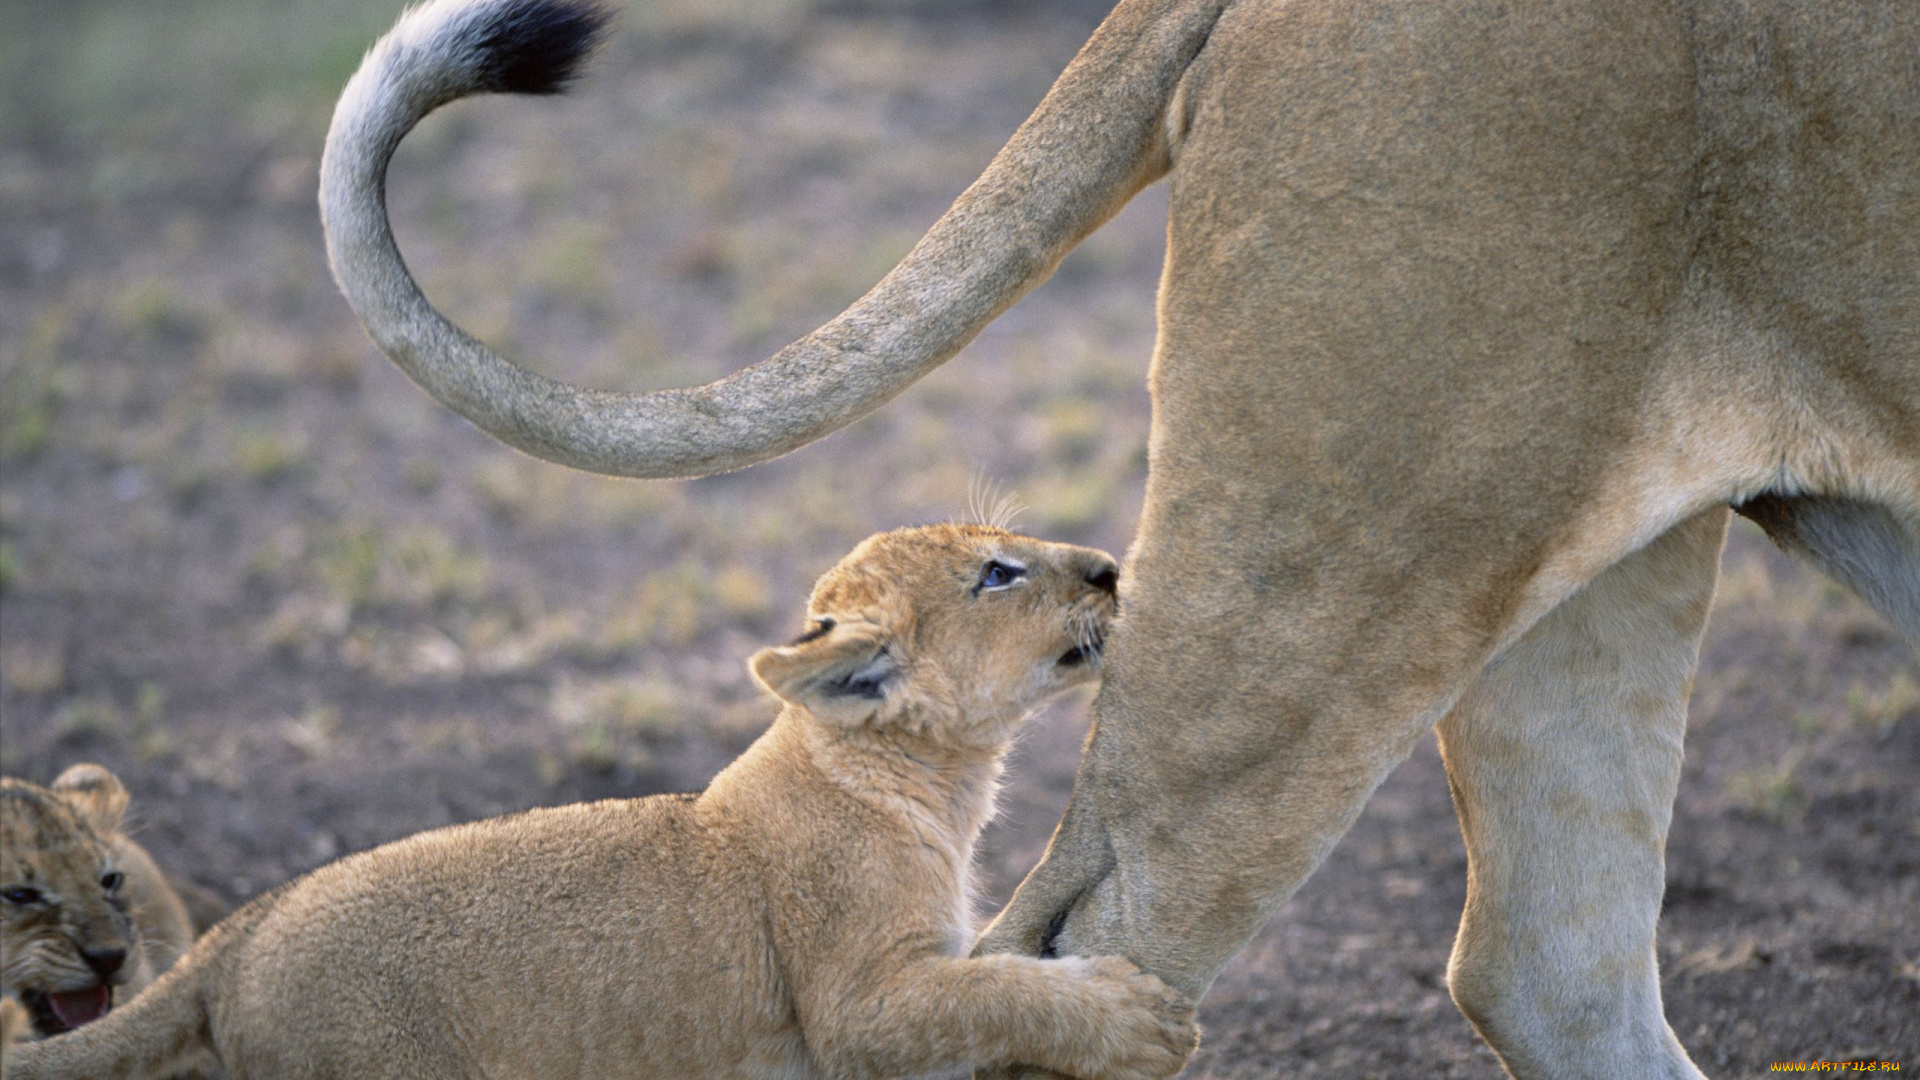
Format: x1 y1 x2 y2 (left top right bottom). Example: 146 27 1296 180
0 765 142 1038
750 525 1119 747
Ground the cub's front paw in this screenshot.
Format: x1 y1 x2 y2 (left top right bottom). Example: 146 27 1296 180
1077 956 1198 1080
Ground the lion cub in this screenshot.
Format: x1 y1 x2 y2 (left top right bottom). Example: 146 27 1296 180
0 766 206 1056
4 525 1196 1080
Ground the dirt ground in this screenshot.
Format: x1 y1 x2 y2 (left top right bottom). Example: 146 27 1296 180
2 1 1914 1075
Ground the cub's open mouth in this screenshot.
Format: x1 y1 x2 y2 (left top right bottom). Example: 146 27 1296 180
20 984 112 1036
1058 625 1106 668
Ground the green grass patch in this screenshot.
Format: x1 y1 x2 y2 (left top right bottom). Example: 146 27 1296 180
2 305 80 464
2 0 407 144
1846 671 1919 741
229 426 311 484
1728 750 1808 825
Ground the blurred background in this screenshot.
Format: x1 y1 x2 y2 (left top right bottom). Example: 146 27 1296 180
1 0 1913 1073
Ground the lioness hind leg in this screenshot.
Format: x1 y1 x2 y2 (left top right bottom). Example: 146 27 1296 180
1435 509 1728 1080
1735 494 1920 644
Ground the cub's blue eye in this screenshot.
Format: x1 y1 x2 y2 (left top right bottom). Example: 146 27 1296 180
978 560 1025 591
100 872 124 892
3 887 43 906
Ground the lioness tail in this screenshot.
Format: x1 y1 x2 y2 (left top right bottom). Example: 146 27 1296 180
322 0 1231 478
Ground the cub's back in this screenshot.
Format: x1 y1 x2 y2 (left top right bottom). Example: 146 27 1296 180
213 794 795 1079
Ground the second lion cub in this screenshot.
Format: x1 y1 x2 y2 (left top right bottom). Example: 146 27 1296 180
5 525 1196 1080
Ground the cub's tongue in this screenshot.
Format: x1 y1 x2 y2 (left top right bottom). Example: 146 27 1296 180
48 985 111 1029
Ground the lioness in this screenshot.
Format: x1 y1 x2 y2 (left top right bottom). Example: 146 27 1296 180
0 766 199 1049
317 0 1919 1075
1 526 1197 1080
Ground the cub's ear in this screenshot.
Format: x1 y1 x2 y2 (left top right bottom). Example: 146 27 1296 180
51 763 130 834
750 617 899 724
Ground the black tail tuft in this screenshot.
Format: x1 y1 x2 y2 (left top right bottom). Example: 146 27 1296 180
462 0 613 96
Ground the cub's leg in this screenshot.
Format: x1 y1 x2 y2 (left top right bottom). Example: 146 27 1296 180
1435 509 1726 1080
804 953 1195 1080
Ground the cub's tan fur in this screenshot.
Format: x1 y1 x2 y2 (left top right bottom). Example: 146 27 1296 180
319 0 1918 1075
0 1000 27 1052
0 767 200 1051
2 526 1196 1080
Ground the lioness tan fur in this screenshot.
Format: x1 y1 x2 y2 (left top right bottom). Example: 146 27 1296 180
1 525 1198 1080
0 767 200 1057
314 0 1919 1076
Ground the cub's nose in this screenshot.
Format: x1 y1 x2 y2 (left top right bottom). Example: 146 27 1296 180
1085 557 1119 597
80 946 127 979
